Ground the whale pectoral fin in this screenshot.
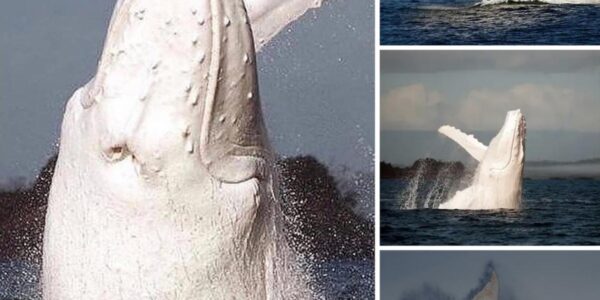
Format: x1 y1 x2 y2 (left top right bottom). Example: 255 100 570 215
200 0 270 184
438 125 487 162
244 0 324 51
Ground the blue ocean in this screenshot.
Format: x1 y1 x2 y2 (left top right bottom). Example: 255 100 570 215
381 178 600 245
380 0 600 45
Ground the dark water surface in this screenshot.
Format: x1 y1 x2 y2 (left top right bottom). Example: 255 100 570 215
381 0 600 45
0 259 373 300
381 179 600 245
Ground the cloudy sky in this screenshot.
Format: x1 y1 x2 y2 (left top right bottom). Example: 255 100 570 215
381 251 600 300
381 51 600 165
0 0 374 183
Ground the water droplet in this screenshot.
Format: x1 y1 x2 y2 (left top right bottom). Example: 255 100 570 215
224 17 231 27
219 115 226 123
243 53 249 63
198 52 206 64
247 92 253 100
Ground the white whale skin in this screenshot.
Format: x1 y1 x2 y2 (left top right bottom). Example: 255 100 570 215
438 109 526 210
42 0 319 299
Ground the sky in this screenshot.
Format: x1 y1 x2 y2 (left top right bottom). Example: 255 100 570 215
0 0 374 183
381 51 600 165
381 251 600 300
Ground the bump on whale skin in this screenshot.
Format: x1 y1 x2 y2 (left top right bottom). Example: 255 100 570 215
42 0 319 299
438 110 526 210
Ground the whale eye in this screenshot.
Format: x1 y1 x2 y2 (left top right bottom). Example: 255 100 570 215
102 144 130 162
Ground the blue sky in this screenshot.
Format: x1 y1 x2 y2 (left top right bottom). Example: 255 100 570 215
0 0 374 183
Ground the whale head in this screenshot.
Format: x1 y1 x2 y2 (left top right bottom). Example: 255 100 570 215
61 0 271 195
482 109 526 172
475 109 526 208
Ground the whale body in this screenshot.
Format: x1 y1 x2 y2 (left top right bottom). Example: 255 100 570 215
438 110 526 210
471 271 499 300
42 0 321 299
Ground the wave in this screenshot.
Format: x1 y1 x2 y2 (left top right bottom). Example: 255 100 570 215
417 5 467 10
476 0 600 6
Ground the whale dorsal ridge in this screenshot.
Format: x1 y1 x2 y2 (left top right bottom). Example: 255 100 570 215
438 125 488 162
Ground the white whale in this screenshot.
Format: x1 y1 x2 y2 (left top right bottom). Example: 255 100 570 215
42 0 322 299
471 271 499 300
438 110 526 210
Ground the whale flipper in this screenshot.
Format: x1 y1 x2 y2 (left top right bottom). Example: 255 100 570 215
245 0 324 51
438 125 487 162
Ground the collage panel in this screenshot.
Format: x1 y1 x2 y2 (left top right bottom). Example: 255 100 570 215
380 0 600 45
380 50 600 245
0 0 374 299
381 250 600 300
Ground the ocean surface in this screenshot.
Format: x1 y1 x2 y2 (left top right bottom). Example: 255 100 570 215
0 259 374 300
381 178 600 245
380 0 600 45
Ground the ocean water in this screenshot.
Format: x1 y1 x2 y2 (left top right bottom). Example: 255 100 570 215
380 0 600 45
0 259 374 300
381 178 600 245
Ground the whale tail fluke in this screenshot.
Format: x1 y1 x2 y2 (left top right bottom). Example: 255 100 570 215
438 125 488 162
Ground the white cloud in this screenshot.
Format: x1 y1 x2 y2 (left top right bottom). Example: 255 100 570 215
381 84 445 130
383 83 600 132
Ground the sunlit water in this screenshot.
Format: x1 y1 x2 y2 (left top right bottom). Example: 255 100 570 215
381 0 600 44
381 178 600 245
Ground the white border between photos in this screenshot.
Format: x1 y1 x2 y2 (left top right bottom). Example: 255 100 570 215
372 8 600 299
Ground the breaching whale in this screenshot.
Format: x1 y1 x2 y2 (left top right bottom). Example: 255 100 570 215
438 110 526 210
42 0 322 299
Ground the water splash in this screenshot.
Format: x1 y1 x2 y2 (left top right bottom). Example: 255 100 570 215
423 166 454 209
398 160 464 210
399 161 427 210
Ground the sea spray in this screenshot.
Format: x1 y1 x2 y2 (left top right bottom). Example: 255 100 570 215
424 165 454 208
399 160 427 209
398 159 467 209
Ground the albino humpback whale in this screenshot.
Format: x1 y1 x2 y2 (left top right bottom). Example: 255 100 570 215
43 0 322 299
438 110 526 210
